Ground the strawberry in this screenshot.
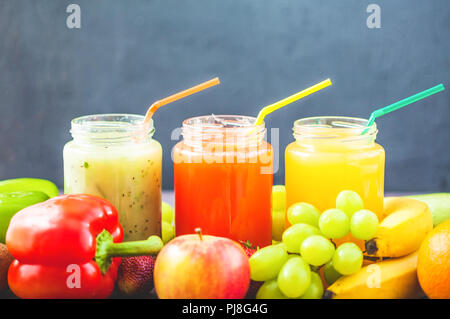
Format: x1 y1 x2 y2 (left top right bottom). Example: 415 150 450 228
240 240 257 257
117 256 155 297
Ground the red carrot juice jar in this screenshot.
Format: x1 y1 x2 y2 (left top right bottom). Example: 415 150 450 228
173 115 273 247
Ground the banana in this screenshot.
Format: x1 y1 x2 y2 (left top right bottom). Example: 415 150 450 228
365 197 433 258
324 251 424 299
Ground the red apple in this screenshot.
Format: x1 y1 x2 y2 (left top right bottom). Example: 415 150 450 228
154 229 250 299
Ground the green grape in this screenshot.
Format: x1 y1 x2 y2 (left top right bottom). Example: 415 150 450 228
332 242 363 275
256 279 288 299
162 202 174 223
272 209 285 241
272 185 286 211
249 243 288 281
300 235 335 266
282 223 321 253
287 202 320 227
298 272 323 299
318 208 350 239
350 209 379 240
336 190 364 218
323 261 342 285
277 256 311 298
286 253 298 261
161 221 175 244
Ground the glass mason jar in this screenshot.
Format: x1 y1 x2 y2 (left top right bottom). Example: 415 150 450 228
285 116 385 222
63 114 162 241
173 115 273 248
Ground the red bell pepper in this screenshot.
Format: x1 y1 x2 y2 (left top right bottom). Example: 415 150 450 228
5 194 163 299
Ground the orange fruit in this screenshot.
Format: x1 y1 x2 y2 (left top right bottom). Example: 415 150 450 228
417 220 450 299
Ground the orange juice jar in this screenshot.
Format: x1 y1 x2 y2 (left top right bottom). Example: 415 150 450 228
173 115 273 248
285 117 385 222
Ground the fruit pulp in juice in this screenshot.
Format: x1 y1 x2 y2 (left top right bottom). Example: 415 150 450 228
285 139 385 220
64 139 162 241
174 142 273 248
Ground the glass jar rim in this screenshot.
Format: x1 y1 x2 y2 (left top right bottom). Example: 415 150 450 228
181 114 266 146
182 114 264 131
293 116 377 139
70 113 155 143
72 113 153 131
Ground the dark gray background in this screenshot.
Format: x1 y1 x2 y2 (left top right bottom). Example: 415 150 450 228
0 0 449 191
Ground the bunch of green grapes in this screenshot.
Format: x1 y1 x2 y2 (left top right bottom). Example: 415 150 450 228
161 202 175 244
256 189 379 298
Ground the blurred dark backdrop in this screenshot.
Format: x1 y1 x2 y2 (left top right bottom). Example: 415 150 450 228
0 0 449 191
